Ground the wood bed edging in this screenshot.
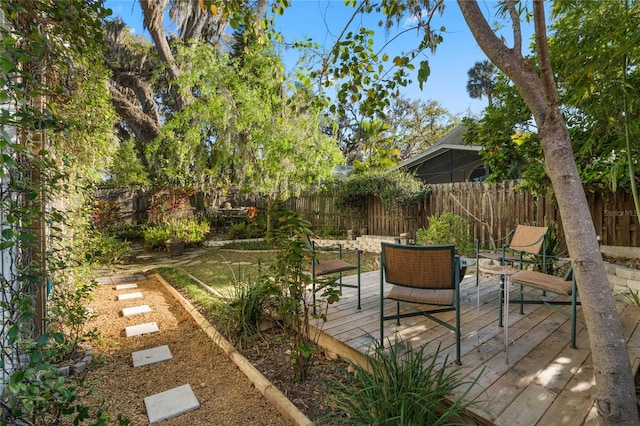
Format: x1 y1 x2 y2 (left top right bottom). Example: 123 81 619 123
152 273 313 426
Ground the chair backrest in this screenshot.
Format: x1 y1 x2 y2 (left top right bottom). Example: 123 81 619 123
508 225 548 255
381 243 458 290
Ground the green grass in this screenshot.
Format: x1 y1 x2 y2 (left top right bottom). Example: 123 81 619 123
154 266 219 311
185 249 278 296
171 245 379 297
219 240 275 250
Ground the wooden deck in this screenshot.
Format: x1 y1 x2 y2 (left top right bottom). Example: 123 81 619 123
311 270 640 426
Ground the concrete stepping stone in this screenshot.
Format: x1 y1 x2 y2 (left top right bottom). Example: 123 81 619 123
115 283 138 290
122 305 152 317
118 292 143 301
132 345 173 367
144 384 200 424
95 276 114 285
125 322 159 337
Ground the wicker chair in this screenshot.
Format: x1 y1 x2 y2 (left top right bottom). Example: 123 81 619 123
379 243 462 365
510 265 579 348
476 225 549 326
304 235 361 313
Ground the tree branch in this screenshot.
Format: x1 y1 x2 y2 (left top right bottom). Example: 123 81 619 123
532 0 560 112
506 0 522 54
140 0 188 111
109 85 161 145
457 0 546 125
113 70 161 125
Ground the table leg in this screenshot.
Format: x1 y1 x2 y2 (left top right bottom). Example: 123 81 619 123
477 279 480 350
504 275 510 364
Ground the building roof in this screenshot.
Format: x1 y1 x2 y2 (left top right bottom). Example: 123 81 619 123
391 125 481 171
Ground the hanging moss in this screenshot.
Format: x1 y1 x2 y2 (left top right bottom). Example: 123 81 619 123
335 170 430 211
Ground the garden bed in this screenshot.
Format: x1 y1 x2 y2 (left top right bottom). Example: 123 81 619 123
78 268 358 425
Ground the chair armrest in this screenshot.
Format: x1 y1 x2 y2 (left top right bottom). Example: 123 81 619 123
311 240 361 254
475 230 515 253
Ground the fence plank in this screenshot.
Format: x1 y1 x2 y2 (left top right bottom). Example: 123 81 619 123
290 182 638 249
94 182 639 248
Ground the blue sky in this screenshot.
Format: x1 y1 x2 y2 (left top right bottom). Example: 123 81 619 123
105 1 529 117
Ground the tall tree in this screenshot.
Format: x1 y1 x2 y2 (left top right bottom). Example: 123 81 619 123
464 0 640 197
385 96 459 161
104 0 270 184
466 59 496 106
312 0 638 423
148 35 342 208
550 0 640 206
457 1 638 423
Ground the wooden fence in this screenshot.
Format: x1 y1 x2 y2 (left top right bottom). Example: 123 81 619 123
95 181 639 248
289 181 639 248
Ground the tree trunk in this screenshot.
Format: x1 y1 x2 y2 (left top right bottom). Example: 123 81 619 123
458 1 639 424
139 0 188 111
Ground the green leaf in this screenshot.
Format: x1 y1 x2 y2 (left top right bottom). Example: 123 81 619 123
37 333 50 346
417 61 431 90
0 240 15 250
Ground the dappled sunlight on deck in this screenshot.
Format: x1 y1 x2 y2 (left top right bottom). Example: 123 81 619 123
311 270 640 426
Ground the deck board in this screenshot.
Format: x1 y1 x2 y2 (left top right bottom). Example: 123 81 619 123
313 270 640 425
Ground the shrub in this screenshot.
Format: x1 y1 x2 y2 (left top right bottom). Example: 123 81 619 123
416 213 474 256
111 223 145 241
166 217 210 246
228 222 251 239
143 225 172 250
90 200 120 230
220 240 274 250
143 218 210 250
82 231 132 265
213 278 281 350
323 337 481 425
227 213 267 239
335 170 430 211
3 271 114 425
48 274 100 355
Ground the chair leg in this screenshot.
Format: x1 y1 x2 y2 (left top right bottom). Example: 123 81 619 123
356 271 361 310
396 302 400 326
498 281 504 328
570 291 577 349
380 298 384 348
312 277 316 315
357 253 361 310
380 272 384 347
455 300 461 365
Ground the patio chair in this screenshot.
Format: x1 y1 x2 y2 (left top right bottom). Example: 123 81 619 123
475 225 549 326
379 243 462 365
510 264 579 348
304 235 361 313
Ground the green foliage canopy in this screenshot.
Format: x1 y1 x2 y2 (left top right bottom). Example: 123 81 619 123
464 0 640 195
147 37 342 201
335 170 430 211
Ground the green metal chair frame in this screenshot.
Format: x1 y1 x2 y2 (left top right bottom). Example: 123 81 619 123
304 235 361 314
379 242 462 365
476 225 549 326
510 264 580 348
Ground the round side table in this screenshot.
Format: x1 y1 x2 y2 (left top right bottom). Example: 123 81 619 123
478 264 519 364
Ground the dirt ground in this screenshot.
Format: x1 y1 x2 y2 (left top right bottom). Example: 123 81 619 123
76 275 289 425
69 242 640 425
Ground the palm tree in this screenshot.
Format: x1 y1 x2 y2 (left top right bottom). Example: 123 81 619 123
466 60 496 106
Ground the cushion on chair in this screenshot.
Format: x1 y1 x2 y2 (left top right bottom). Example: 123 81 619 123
511 269 573 295
314 259 357 276
387 286 455 305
